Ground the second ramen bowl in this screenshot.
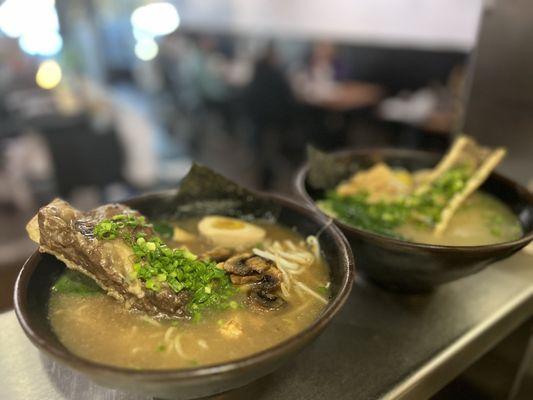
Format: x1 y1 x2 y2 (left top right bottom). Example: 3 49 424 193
295 148 533 292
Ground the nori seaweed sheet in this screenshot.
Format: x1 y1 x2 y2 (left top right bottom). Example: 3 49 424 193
171 163 280 221
306 146 359 190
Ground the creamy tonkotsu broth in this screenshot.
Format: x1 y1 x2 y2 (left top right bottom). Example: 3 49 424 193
49 220 330 369
396 192 522 246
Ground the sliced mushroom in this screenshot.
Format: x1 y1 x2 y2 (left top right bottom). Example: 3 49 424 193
221 252 287 311
230 275 262 285
222 253 275 276
231 267 280 290
200 247 234 263
246 272 285 311
222 253 254 276
248 288 286 311
257 273 281 291
245 256 274 274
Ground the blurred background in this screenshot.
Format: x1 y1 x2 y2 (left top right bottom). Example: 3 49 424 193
1 0 533 398
0 0 481 272
2 1 532 287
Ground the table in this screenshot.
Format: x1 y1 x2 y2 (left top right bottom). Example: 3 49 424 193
1 250 532 400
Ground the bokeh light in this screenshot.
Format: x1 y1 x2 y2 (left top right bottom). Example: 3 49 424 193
130 2 179 60
35 59 62 89
0 0 62 56
19 30 63 56
131 2 180 37
134 38 159 61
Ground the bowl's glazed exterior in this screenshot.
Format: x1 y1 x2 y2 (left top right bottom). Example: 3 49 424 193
14 192 354 399
294 148 533 292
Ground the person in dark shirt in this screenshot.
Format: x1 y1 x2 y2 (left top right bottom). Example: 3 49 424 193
245 42 294 188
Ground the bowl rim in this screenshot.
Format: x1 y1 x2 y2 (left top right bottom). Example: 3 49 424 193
294 147 533 253
14 191 355 379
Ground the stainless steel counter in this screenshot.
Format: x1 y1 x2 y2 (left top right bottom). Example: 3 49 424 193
2 250 533 400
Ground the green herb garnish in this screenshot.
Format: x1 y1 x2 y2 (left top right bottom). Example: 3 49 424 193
317 286 330 296
153 221 174 239
53 270 102 296
93 214 150 240
321 166 471 238
487 214 504 237
320 192 409 238
94 214 236 320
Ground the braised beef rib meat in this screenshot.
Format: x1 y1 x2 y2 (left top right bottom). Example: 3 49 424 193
27 199 190 318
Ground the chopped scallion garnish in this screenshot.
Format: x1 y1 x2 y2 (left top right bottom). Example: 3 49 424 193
94 214 236 319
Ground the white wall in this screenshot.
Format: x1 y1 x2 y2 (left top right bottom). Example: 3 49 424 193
177 0 484 51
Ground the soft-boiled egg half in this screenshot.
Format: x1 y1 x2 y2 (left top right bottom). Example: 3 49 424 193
197 216 265 248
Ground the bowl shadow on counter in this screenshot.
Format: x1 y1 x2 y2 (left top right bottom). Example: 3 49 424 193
15 191 354 399
294 148 533 293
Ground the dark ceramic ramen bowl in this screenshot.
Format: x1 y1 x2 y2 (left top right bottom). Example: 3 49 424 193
14 192 354 399
294 148 533 292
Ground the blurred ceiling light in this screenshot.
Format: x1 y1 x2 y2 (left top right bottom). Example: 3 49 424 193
131 2 179 37
134 38 159 61
19 30 63 56
0 0 62 56
0 0 59 37
35 59 62 90
0 0 24 37
132 26 151 42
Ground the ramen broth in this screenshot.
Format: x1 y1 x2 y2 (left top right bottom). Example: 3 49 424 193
49 220 330 369
396 192 522 246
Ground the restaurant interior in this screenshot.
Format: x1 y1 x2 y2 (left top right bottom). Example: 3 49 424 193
1 1 532 399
